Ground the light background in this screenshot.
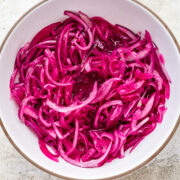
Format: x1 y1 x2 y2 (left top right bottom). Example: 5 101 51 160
0 0 180 180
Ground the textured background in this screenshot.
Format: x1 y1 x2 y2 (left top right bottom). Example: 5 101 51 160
0 0 180 180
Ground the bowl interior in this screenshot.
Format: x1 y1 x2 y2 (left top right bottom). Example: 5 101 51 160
0 0 180 179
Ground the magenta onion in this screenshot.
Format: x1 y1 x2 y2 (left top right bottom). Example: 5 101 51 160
10 11 171 168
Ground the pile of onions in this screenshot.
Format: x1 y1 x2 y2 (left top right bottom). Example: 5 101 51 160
10 11 171 167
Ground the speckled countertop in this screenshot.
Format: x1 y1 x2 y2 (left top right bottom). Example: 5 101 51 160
0 0 180 180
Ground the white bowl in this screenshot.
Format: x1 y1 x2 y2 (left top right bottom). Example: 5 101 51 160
0 0 180 179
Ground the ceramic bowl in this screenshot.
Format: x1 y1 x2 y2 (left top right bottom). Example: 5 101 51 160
0 0 180 179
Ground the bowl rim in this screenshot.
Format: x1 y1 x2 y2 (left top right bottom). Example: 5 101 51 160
0 0 180 179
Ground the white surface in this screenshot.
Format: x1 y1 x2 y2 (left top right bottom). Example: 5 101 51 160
0 0 180 180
